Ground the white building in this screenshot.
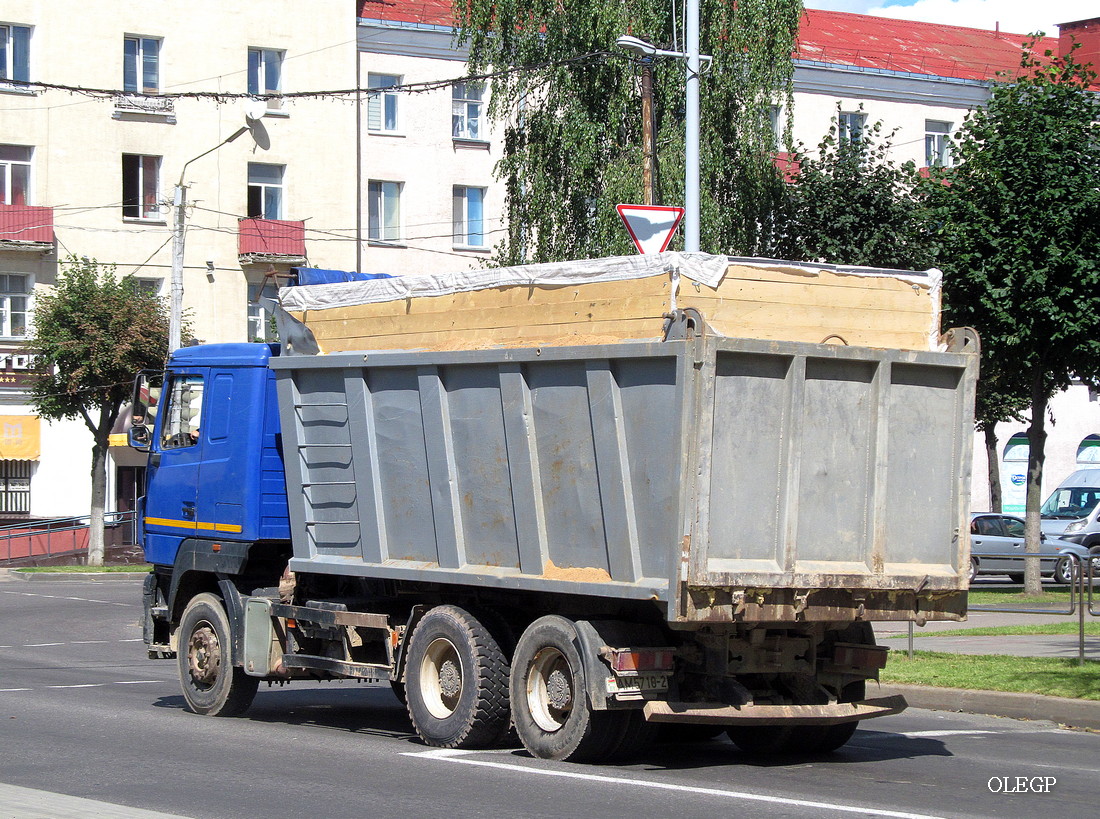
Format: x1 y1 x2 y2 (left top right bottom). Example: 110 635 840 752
0 0 502 522
2 1 1095 523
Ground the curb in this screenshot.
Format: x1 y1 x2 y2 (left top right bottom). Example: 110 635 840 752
3 568 150 582
878 683 1100 731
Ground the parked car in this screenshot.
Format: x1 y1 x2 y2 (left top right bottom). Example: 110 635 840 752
968 512 1092 584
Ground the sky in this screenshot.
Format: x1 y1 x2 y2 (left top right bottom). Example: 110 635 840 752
803 1 1097 37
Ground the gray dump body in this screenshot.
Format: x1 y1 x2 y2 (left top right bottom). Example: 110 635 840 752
272 335 976 624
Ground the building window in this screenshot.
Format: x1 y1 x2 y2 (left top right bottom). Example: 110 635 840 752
838 111 865 145
133 278 162 298
0 459 30 513
0 274 30 339
0 145 31 205
247 283 276 342
452 81 484 140
0 24 30 86
248 48 283 111
247 163 284 219
124 36 160 94
925 120 952 167
367 180 401 243
367 74 400 133
453 186 486 248
122 154 161 220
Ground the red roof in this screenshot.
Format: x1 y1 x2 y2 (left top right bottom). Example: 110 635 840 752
795 9 1060 81
358 2 1066 82
358 0 455 28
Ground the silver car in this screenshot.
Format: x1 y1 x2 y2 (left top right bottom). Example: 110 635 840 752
968 512 1092 584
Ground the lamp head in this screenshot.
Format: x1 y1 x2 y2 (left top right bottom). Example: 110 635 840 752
615 35 657 57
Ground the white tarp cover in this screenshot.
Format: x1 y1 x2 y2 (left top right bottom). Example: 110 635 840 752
278 251 938 313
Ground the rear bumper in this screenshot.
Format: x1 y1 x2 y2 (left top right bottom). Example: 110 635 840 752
642 695 907 726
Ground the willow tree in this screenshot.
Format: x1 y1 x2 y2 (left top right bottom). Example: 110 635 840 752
455 0 803 263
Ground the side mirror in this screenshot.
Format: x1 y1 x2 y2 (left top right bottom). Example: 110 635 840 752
128 425 151 452
1040 531 1047 543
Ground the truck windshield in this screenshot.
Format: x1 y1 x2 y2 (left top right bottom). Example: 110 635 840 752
1040 487 1100 519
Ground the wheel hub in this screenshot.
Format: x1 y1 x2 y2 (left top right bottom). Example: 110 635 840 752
188 624 221 687
546 668 572 710
438 659 462 698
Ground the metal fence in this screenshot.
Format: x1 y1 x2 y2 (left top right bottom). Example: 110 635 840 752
0 511 136 564
908 553 1097 666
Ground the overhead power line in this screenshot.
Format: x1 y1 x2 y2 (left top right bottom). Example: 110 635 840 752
4 51 618 104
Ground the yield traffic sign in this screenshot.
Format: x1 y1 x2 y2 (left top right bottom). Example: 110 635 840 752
616 204 685 254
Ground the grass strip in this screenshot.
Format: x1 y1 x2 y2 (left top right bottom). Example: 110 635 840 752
967 588 1075 606
886 622 1100 637
15 564 151 573
881 650 1100 700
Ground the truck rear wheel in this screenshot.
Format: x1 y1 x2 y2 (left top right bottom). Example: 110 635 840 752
405 605 510 749
510 615 630 762
177 593 258 717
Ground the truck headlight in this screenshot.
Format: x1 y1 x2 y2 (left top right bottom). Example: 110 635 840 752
1064 519 1087 534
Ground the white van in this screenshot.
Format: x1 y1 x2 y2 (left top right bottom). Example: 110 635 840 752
1040 469 1100 564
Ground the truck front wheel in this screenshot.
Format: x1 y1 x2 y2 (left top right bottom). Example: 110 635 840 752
177 593 258 717
510 615 630 762
404 605 510 749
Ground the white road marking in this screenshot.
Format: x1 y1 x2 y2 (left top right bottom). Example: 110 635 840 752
404 748 946 819
0 680 164 693
1 590 133 607
0 638 142 649
897 730 1000 738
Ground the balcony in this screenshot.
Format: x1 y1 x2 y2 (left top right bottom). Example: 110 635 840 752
238 218 307 264
112 94 176 123
0 205 54 251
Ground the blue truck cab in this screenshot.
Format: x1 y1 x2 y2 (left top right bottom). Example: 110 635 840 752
133 343 291 657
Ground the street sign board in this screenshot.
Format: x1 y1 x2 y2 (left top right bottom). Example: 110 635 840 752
616 204 685 254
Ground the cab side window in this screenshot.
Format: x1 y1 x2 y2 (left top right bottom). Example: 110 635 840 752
161 375 204 449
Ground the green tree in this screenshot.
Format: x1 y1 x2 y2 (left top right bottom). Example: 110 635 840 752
29 256 170 565
933 45 1100 593
783 112 935 270
455 0 802 263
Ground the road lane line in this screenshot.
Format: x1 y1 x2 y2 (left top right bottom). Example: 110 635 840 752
113 680 161 685
403 748 946 819
898 730 1000 738
0 688 31 692
0 782 193 818
48 684 102 689
22 643 64 647
1 590 134 607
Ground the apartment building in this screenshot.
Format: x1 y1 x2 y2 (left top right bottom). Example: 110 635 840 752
1 1 1095 522
0 0 502 520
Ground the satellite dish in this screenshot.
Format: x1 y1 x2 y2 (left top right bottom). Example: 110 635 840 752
243 98 268 123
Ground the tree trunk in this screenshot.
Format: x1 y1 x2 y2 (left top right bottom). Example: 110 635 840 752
88 435 108 566
984 426 1002 513
1023 374 1048 595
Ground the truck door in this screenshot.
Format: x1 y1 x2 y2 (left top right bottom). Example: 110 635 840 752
143 372 205 566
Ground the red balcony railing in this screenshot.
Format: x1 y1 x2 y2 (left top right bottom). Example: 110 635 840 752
0 204 54 245
238 218 306 257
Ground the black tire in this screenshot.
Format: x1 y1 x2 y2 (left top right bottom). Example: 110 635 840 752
1053 556 1075 585
177 592 258 717
805 681 866 754
405 605 510 749
727 725 795 755
510 615 628 762
968 557 979 583
1007 573 1025 584
658 723 727 743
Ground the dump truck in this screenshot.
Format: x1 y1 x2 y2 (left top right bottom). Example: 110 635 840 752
130 252 977 762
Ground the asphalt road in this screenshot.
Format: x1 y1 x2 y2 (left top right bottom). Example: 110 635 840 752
1 575 1097 819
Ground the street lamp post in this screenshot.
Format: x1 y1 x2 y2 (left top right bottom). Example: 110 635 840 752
615 25 710 252
168 125 250 352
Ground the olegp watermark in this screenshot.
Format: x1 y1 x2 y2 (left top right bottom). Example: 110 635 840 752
987 776 1057 793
